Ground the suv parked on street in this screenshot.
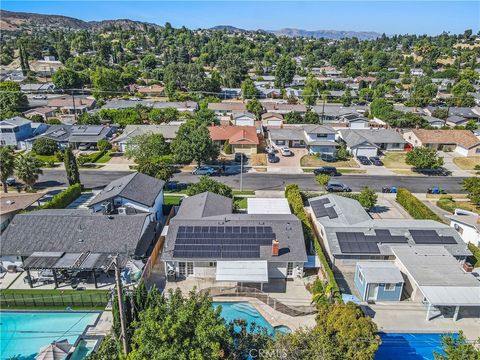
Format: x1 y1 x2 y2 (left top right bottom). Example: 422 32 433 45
326 181 351 192
313 166 339 176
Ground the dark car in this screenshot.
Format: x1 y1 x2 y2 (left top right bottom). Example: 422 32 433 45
321 153 336 162
234 153 247 163
313 166 338 176
369 156 383 166
357 155 371 165
326 181 352 192
268 152 280 163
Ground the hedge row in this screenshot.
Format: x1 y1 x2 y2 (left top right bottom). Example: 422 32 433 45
436 197 456 214
468 243 480 268
77 151 106 165
38 183 82 210
285 184 341 301
396 188 443 222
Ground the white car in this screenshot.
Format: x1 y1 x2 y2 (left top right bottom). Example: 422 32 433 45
33 94 47 100
280 146 292 156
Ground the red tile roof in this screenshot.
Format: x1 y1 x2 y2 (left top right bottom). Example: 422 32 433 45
208 126 259 145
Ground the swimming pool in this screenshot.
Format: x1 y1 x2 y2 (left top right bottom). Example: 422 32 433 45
212 302 290 335
0 311 99 360
375 332 454 360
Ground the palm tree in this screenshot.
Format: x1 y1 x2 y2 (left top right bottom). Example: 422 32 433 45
0 146 16 193
311 282 335 306
15 153 43 191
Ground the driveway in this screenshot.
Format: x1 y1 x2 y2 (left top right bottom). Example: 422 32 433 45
369 193 411 219
267 148 308 174
438 151 472 177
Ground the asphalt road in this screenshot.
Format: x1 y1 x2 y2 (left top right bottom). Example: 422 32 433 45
38 169 469 193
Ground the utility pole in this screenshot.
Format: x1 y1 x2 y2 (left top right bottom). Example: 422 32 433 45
71 90 77 123
240 153 243 192
114 256 129 355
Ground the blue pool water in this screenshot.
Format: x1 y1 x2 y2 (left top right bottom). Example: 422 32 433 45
0 311 99 360
375 333 454 360
213 302 288 335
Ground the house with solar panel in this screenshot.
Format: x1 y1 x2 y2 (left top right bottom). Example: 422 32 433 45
308 194 471 269
161 192 307 290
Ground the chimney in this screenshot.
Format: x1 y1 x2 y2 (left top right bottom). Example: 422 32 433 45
463 262 473 273
272 240 279 256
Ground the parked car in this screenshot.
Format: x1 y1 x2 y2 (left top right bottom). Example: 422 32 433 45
265 146 275 154
357 155 371 165
320 153 336 162
326 181 351 192
33 94 47 100
280 147 292 156
369 156 383 166
192 166 217 175
313 166 338 176
268 152 280 163
234 153 247 163
6 177 16 186
78 143 89 151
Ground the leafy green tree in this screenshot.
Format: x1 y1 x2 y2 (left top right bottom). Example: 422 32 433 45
303 76 319 106
311 279 336 306
64 146 80 186
241 79 257 99
218 54 247 87
406 147 444 169
15 153 43 191
171 120 219 167
459 69 479 84
246 98 263 119
432 108 448 120
77 112 101 125
140 53 157 71
186 176 233 198
341 88 352 106
137 156 175 181
463 177 480 206
86 335 120 360
46 118 62 125
91 67 123 100
304 109 319 124
148 108 179 124
32 138 58 155
335 144 350 161
315 174 331 186
0 81 28 119
434 332 480 360
407 77 437 107
275 55 296 88
223 140 233 154
465 120 478 131
194 108 219 126
97 139 112 152
358 187 378 209
284 111 303 124
452 79 475 97
52 68 83 89
128 288 232 360
0 146 16 193
125 133 169 164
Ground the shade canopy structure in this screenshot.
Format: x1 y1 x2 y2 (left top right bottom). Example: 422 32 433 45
35 339 72 360
420 286 480 307
216 261 268 283
23 251 117 271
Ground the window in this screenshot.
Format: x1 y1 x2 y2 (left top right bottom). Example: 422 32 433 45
286 262 294 276
476 148 480 154
187 262 194 275
453 223 464 234
384 283 395 292
276 140 286 146
316 133 328 139
358 269 365 284
178 262 186 276
208 262 217 267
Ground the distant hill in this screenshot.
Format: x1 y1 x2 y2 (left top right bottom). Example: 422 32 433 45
268 28 381 40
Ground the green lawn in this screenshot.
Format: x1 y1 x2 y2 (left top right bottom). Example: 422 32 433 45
382 152 411 169
164 195 184 206
233 197 248 209
35 154 58 163
95 151 114 163
232 190 255 195
436 197 479 214
300 155 359 168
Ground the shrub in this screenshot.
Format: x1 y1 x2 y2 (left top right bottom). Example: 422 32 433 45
315 174 330 186
467 243 480 267
55 150 65 162
223 140 233 155
358 187 378 209
396 188 443 222
32 138 58 155
38 183 82 209
97 139 112 152
436 197 456 213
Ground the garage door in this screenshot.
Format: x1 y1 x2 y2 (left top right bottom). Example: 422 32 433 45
355 147 377 157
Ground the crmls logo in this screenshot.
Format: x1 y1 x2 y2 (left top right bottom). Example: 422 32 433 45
248 348 288 359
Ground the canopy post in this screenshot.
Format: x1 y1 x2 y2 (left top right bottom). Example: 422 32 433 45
26 270 33 288
453 306 460 321
425 302 431 321
93 270 98 288
52 270 59 289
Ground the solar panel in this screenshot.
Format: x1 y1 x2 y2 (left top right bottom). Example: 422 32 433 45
410 230 457 245
311 200 338 220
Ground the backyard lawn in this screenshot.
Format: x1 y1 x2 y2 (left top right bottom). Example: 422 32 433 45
35 154 58 163
300 155 359 168
453 156 480 170
382 152 411 169
164 195 184 206
233 197 248 209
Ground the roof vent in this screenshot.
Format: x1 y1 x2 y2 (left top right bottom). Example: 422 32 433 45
5 200 14 205
78 239 84 243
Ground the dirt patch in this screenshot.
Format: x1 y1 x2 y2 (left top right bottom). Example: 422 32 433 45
382 152 411 169
251 154 267 166
300 155 359 168
453 156 480 170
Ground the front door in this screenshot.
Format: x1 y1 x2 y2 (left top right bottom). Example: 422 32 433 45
367 284 378 301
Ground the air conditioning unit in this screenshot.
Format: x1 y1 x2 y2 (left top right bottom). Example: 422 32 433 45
117 207 127 215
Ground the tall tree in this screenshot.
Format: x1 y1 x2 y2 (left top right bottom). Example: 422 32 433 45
15 153 43 191
275 55 296 88
241 79 257 99
406 147 444 169
52 68 83 90
0 146 16 193
90 67 123 100
0 81 28 119
64 146 80 186
125 133 169 164
186 176 233 198
434 332 480 360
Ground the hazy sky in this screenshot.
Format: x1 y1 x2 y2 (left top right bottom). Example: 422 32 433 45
2 1 479 35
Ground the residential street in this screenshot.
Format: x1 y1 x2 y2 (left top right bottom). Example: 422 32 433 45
37 169 469 193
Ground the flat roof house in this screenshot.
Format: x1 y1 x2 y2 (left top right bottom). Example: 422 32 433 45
208 102 247 115
209 126 259 155
263 103 307 114
338 128 406 157
23 106 56 121
47 97 95 115
448 209 480 247
112 124 181 152
269 125 338 155
354 262 404 302
161 192 307 289
403 129 480 157
0 117 36 149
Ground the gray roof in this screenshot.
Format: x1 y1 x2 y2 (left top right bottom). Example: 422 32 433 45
269 127 304 141
0 210 154 257
113 124 181 143
269 125 336 143
162 192 307 262
0 116 31 127
30 125 72 142
339 128 405 148
69 125 113 143
423 116 445 125
302 124 336 134
102 99 198 111
357 262 404 284
309 195 371 225
312 104 367 117
89 173 165 208
233 112 256 120
446 115 468 124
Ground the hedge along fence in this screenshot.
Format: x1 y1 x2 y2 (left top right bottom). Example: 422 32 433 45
38 183 82 210
468 243 480 267
285 184 341 301
396 188 443 223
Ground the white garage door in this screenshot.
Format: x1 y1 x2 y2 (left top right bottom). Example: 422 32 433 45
355 147 377 157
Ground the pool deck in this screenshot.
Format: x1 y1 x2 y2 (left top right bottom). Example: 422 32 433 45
212 296 316 331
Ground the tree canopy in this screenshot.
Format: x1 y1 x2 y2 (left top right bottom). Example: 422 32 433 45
186 176 233 198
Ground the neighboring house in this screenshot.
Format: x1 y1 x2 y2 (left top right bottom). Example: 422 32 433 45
0 193 44 232
102 99 198 112
220 88 241 99
25 125 71 149
152 101 198 112
232 112 256 126
137 84 165 95
0 117 34 148
411 68 424 76
263 103 307 114
48 96 96 115
308 194 471 268
448 209 480 247
112 124 181 152
261 112 283 128
89 172 165 224
269 125 338 155
312 104 368 122
422 116 445 128
161 192 307 288
446 115 469 127
256 87 282 99
208 102 247 115
20 83 55 93
425 106 480 123
23 106 56 121
209 126 259 155
354 262 404 302
338 128 406 157
340 113 370 129
403 129 480 156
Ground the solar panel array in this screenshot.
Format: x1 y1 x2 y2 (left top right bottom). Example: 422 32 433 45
173 225 276 259
311 198 338 219
336 229 408 254
410 230 457 245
